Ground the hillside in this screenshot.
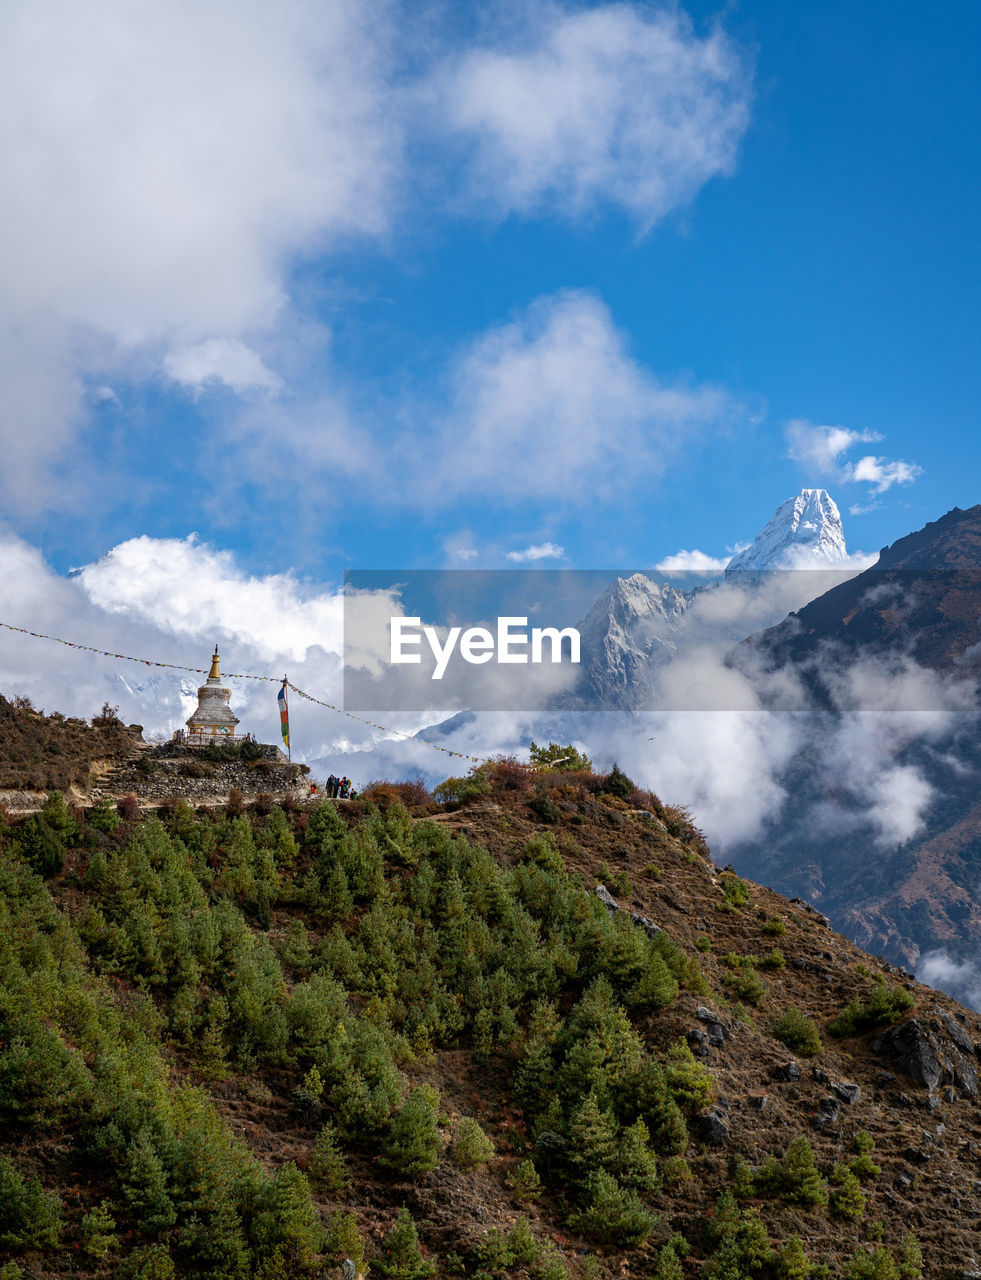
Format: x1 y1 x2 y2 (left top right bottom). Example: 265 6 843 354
0 693 145 799
4 747 981 1279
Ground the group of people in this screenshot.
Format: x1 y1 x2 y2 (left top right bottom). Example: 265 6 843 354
325 774 356 799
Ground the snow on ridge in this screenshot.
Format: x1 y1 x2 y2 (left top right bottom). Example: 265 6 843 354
725 488 847 573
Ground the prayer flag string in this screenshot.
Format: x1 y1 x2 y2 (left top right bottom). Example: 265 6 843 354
0 620 482 764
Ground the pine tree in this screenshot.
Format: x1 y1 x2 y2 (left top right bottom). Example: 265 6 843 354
615 1118 659 1195
776 1235 813 1280
450 1117 495 1171
310 1123 349 1193
324 864 354 921
374 1207 436 1279
829 1163 866 1220
565 1090 617 1178
566 1170 655 1246
382 1085 441 1175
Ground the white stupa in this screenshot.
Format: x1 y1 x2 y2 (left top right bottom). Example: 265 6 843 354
184 646 240 743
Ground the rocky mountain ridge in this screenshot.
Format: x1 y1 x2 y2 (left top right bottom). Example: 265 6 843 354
726 489 849 574
725 504 981 979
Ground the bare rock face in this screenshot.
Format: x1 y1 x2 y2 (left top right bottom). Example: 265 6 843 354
874 1012 979 1098
592 884 661 938
698 1105 731 1147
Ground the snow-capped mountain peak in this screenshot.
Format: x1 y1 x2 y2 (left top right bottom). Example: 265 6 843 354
725 488 847 573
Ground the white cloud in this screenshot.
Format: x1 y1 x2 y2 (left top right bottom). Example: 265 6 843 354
918 952 981 1011
844 454 923 494
0 527 376 757
785 419 921 502
441 531 480 564
439 4 752 228
506 541 565 562
78 535 341 663
0 1 758 518
164 339 282 396
412 290 733 507
0 0 401 505
655 548 729 572
786 420 881 473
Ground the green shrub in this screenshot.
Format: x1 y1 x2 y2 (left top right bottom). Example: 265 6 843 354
470 1218 539 1272
14 814 65 876
567 1169 655 1245
523 832 565 873
252 1161 325 1270
88 795 122 833
81 1201 118 1259
611 869 633 897
433 769 490 805
663 1037 714 1109
117 1245 176 1280
843 1247 900 1280
659 1155 691 1188
653 1236 689 1280
760 948 786 969
450 1116 495 1170
505 1217 539 1266
731 1160 755 1198
828 983 915 1037
772 1006 823 1057
42 791 78 844
703 1192 774 1278
323 1211 367 1277
756 1138 829 1207
529 788 561 824
762 916 787 936
374 1207 436 1279
719 873 750 911
775 1236 814 1279
723 964 766 1006
695 934 712 952
829 1163 865 1219
509 1158 542 1199
850 1130 881 1181
895 1233 923 1279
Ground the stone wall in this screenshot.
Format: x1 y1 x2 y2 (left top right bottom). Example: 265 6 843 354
95 744 314 808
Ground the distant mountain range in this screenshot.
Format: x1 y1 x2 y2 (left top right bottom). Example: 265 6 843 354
557 487 861 712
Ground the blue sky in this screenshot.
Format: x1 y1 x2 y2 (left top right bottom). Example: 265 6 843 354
1 0 979 585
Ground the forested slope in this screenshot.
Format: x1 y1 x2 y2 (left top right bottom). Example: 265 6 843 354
1 755 978 1278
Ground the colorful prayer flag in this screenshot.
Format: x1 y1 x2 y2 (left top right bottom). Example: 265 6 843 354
278 679 290 751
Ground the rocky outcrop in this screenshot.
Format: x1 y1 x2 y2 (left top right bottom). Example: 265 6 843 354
874 1009 979 1098
592 884 661 938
